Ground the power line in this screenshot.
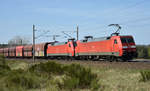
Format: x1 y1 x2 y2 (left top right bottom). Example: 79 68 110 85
116 0 148 15
120 16 150 25
124 0 147 10
45 35 61 41
61 31 72 38
35 30 50 39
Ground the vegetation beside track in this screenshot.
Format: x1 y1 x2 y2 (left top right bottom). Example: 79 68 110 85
136 45 150 59
0 55 99 91
0 55 150 91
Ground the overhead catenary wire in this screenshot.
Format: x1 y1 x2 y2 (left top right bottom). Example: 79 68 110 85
119 16 150 25
120 0 147 11
32 0 149 43
35 30 50 39
114 0 149 24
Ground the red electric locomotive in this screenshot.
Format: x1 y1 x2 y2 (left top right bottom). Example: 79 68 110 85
47 39 75 59
75 34 137 61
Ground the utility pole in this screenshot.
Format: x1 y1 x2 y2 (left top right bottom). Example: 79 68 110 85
33 25 35 62
77 25 79 40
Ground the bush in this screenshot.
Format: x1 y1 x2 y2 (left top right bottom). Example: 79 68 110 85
90 79 100 91
0 54 6 66
0 60 99 90
0 55 10 76
63 76 79 90
136 45 148 59
29 62 99 89
62 64 98 89
5 69 42 89
148 46 150 58
0 64 10 70
140 70 150 82
0 65 11 76
29 61 63 75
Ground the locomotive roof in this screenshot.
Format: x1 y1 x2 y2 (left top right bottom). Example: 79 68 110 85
51 42 67 46
80 35 133 43
80 36 111 43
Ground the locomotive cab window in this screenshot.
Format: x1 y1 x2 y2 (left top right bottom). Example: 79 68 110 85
121 37 134 43
127 38 134 43
114 39 117 44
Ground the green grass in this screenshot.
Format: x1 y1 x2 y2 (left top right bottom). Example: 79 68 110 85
93 68 150 91
0 57 150 91
0 58 99 91
140 70 150 82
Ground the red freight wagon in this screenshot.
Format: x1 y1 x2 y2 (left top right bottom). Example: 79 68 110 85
16 46 24 57
3 48 9 57
47 40 75 57
9 47 16 57
35 42 50 57
23 45 33 57
0 48 4 55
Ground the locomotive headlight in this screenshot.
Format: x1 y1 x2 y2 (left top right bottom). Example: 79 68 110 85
130 45 136 48
122 46 128 49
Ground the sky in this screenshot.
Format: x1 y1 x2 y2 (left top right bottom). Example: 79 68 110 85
0 0 150 44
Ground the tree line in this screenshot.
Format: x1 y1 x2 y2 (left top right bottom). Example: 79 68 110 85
0 36 30 48
136 45 150 59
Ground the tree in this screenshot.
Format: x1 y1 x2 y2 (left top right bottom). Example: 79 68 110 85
148 46 150 59
8 36 31 46
136 45 148 58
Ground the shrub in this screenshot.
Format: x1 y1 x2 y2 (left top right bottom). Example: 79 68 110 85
140 70 150 82
0 54 6 66
0 64 10 70
63 76 79 90
0 55 10 76
29 61 64 76
62 64 98 89
148 46 150 58
0 65 11 76
90 79 100 91
136 45 148 59
5 69 41 89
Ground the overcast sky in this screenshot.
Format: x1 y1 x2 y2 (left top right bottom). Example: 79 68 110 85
0 0 150 44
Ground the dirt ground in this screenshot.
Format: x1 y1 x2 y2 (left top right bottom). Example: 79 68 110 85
55 60 150 70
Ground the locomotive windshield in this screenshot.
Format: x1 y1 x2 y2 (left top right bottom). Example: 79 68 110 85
121 37 134 43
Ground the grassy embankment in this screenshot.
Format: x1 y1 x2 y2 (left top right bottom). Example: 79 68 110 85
0 57 150 91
